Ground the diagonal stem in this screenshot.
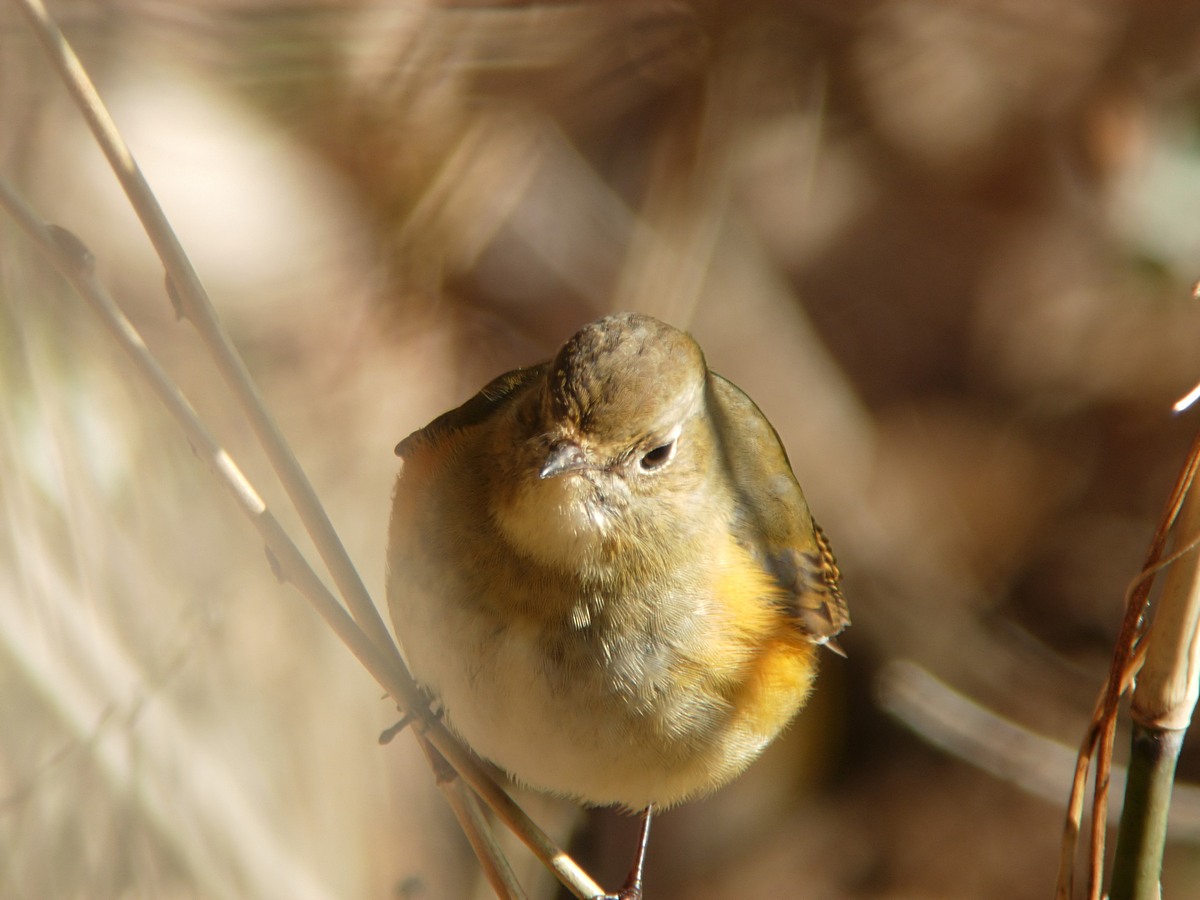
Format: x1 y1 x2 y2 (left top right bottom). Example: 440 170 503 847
11 0 397 665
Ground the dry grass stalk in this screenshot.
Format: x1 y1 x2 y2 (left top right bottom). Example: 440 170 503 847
1056 428 1200 899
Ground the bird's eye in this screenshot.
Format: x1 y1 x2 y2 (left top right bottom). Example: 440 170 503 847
639 440 676 471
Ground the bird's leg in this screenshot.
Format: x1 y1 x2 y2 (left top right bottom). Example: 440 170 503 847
600 805 654 900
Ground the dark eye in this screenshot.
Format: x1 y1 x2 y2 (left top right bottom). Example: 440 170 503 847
639 441 676 471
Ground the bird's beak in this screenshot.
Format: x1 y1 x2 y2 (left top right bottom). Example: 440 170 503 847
540 440 589 479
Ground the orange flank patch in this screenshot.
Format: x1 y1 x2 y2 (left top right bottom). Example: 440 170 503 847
711 537 819 738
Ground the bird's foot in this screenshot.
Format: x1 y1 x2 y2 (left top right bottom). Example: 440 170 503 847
598 888 642 900
595 805 653 900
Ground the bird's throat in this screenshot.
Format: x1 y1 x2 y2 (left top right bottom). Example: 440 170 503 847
493 472 618 573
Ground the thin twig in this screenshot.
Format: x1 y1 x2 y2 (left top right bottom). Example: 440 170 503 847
11 0 397 666
416 736 527 900
0 180 397 713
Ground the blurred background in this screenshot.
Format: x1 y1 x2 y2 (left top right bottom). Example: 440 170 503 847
5 1 1200 897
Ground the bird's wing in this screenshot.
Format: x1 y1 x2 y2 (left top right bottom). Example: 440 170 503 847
395 364 547 459
707 373 850 648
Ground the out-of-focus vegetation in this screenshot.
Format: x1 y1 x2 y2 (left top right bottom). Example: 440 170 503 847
4 2 1200 898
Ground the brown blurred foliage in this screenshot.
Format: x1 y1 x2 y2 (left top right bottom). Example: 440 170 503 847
5 1 1200 898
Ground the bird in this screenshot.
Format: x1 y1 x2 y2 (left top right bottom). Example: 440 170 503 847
386 312 848 898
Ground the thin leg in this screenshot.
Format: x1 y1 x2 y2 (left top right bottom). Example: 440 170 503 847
601 805 654 900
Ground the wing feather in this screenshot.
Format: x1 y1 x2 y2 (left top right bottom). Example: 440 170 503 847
707 373 849 646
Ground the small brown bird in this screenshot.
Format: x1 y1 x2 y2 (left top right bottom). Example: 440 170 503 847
387 313 847 898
